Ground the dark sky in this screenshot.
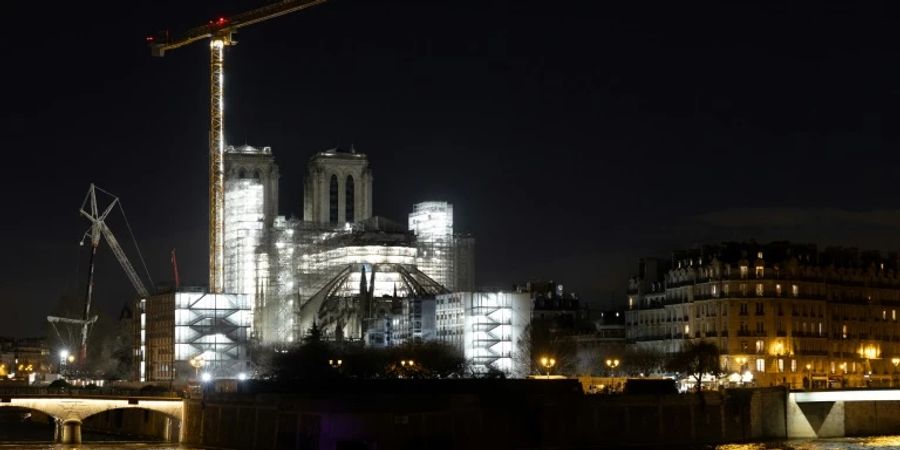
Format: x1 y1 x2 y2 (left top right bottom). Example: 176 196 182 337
4 0 900 337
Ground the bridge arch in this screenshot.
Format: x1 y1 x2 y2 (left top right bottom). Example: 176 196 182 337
0 397 183 444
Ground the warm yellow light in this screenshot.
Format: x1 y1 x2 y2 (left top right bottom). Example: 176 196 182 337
67 355 75 363
770 341 784 356
892 357 900 367
805 363 812 370
862 345 879 360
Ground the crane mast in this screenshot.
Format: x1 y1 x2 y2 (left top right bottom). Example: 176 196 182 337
148 0 329 294
50 184 151 362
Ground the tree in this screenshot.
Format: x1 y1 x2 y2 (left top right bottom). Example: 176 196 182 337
516 319 577 377
666 341 723 392
619 347 666 377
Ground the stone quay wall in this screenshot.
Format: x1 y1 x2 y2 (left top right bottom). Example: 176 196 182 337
181 380 789 449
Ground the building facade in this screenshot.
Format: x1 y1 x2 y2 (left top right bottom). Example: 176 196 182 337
435 291 532 375
626 242 900 388
303 147 373 225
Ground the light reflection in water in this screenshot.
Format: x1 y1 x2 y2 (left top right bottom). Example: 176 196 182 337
716 436 900 450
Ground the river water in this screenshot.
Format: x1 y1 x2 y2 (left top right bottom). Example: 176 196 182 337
0 437 899 449
717 436 900 449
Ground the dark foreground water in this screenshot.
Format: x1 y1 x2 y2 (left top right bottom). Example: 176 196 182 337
1 435 899 450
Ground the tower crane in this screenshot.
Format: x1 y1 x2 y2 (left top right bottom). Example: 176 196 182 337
147 0 329 294
49 184 152 362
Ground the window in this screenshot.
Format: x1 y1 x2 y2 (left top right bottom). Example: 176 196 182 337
778 359 784 373
776 284 782 297
756 266 764 278
791 284 799 297
329 174 339 224
755 339 765 353
740 303 748 315
757 251 764 259
842 324 848 339
756 322 765 334
894 310 897 321
740 265 749 278
755 303 764 315
712 285 718 297
756 284 764 296
756 358 765 372
345 175 355 222
791 359 797 372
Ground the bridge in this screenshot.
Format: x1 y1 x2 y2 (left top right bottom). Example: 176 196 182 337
788 389 900 438
0 389 183 444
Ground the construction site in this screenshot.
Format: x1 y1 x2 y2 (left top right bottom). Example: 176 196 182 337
47 0 480 383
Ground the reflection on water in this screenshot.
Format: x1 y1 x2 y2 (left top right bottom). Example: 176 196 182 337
0 445 196 449
717 436 900 450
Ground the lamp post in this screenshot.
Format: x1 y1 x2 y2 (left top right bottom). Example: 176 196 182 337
892 358 900 387
605 358 620 377
399 359 414 378
805 363 812 390
189 355 205 381
540 356 556 379
329 359 343 369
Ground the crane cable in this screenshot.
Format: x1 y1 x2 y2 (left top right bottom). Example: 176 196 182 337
119 201 155 290
94 185 155 290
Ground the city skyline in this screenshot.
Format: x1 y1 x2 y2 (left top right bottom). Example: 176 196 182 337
5 0 900 336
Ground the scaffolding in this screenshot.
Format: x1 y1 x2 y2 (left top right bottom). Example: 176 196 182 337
174 290 251 378
409 202 456 290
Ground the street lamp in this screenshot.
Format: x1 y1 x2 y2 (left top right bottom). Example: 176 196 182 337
190 355 205 380
805 363 812 390
892 358 900 387
605 358 620 377
329 359 343 369
540 356 556 379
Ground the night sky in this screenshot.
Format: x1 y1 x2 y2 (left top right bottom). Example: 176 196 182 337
4 0 900 337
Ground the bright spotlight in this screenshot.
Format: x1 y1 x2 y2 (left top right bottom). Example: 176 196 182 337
238 372 248 381
201 372 212 382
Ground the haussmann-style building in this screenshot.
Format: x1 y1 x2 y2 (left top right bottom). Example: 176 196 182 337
626 241 900 389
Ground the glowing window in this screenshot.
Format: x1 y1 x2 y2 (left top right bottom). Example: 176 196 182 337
756 358 765 372
740 265 749 278
755 340 765 353
756 284 764 296
778 359 784 373
791 285 799 297
756 266 764 278
776 284 782 296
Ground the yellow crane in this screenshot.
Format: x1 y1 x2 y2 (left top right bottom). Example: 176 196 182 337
148 0 328 293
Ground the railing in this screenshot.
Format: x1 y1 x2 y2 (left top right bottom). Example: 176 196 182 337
0 386 182 398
